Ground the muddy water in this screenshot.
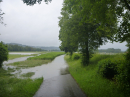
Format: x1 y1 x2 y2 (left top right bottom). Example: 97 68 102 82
2 56 33 70
20 55 68 79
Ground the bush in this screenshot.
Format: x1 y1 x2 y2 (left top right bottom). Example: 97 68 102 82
72 53 80 60
0 42 8 67
98 58 118 79
115 50 130 96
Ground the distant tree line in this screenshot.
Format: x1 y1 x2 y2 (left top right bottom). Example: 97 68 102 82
7 44 45 51
98 48 122 53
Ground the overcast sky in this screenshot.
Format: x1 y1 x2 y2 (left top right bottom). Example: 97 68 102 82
0 0 128 51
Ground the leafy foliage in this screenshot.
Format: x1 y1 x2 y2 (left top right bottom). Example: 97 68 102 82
0 42 8 67
59 0 116 65
98 58 118 79
72 53 80 60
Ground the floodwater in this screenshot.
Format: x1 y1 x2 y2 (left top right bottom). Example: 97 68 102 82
2 56 33 70
20 55 68 79
9 52 37 55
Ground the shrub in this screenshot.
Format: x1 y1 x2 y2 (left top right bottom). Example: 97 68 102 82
98 58 118 79
0 42 8 67
115 51 130 96
72 53 80 60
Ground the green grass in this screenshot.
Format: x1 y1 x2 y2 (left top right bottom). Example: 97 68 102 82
0 68 43 97
65 53 125 97
28 52 65 60
21 72 35 77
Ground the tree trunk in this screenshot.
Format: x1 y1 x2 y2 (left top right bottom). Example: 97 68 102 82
85 41 89 65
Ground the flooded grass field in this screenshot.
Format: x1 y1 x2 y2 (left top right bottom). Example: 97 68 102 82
0 52 71 97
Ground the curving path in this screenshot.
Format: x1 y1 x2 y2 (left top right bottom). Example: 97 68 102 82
33 55 86 97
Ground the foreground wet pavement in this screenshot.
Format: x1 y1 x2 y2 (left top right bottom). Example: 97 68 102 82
34 74 86 97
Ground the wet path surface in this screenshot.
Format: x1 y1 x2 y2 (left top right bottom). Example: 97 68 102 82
33 74 86 97
34 74 86 97
33 55 86 97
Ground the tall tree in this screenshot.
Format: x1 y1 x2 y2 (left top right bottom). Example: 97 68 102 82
59 0 115 65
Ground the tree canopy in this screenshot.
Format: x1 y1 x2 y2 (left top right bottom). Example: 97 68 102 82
58 0 118 65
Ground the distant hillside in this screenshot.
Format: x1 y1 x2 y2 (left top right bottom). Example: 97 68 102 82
5 43 60 51
35 46 60 51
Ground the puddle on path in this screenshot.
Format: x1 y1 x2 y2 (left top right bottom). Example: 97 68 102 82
19 55 68 79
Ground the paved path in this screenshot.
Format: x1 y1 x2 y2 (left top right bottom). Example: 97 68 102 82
33 74 86 97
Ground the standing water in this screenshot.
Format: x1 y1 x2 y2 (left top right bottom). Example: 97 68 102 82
20 55 68 79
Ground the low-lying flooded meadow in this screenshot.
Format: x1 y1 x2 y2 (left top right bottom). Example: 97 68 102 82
0 51 65 97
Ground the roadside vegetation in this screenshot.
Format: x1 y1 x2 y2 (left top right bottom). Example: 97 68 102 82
65 53 129 97
0 68 43 97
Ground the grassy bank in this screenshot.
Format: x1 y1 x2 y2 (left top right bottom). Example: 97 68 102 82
0 68 43 97
65 54 125 97
28 52 65 60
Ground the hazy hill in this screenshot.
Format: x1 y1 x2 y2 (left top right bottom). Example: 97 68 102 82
5 43 60 51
